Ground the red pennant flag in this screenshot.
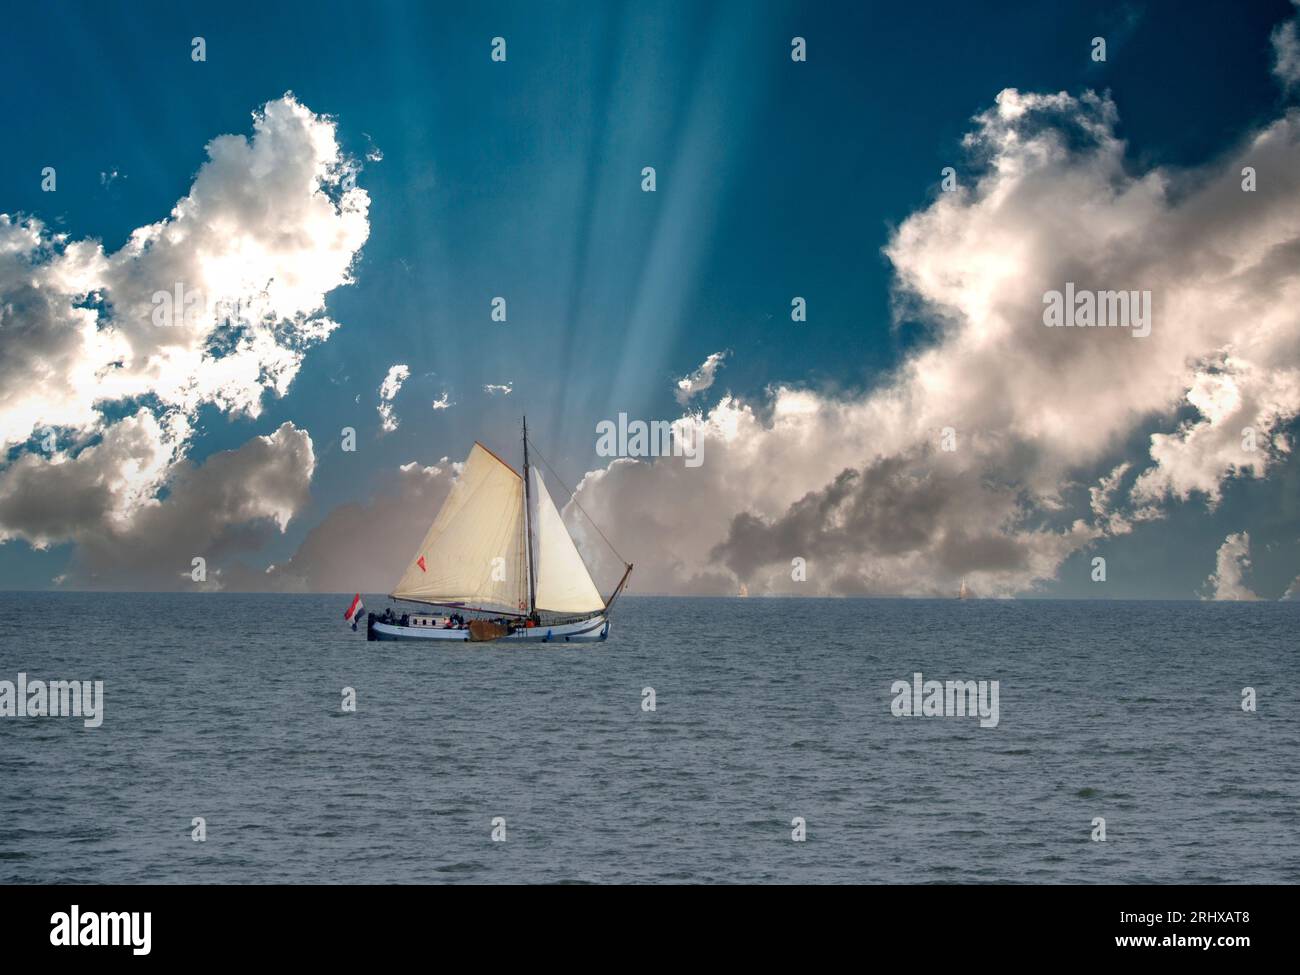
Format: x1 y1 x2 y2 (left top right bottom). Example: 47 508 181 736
417 555 427 572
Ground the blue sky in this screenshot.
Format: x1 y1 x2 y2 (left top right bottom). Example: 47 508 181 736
1 0 1299 597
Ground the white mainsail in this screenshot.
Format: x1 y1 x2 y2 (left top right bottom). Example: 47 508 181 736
530 468 606 615
391 443 528 614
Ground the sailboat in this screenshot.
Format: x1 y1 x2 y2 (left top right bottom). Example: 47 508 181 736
958 580 971 600
366 418 632 643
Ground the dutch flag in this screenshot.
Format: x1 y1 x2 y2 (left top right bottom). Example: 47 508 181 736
344 593 365 631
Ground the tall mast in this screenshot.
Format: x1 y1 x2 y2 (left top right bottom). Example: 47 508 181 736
521 416 538 615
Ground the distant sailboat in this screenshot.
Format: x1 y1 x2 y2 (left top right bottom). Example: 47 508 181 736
958 581 971 600
365 418 632 643
738 583 749 598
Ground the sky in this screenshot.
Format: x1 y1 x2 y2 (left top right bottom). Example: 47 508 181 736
1 0 1300 599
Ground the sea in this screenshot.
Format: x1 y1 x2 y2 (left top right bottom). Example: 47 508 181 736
0 593 1296 884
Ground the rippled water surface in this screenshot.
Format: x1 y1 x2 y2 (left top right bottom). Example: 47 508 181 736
1 593 1296 883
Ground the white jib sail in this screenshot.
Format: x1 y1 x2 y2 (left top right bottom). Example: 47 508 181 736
531 467 606 615
391 443 528 614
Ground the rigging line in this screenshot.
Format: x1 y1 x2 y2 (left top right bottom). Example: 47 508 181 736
525 436 629 567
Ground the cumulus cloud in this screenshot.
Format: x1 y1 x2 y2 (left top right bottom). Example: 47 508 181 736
674 350 729 406
0 94 368 585
1203 532 1260 601
432 391 453 411
0 410 187 549
1 94 369 448
377 364 410 433
1089 462 1133 536
483 383 513 396
568 392 1095 597
565 80 1300 597
48 422 314 590
1272 3 1300 92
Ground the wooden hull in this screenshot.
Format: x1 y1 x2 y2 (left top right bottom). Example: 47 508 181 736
366 612 610 644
